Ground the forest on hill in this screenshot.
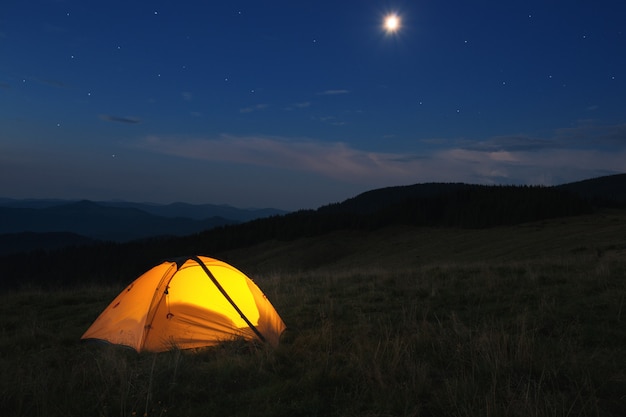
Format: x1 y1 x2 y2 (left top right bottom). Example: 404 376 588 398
1 174 624 290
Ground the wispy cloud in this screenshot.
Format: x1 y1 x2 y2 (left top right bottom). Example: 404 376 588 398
461 135 558 152
34 77 67 88
134 123 626 187
284 102 311 111
317 89 349 95
135 134 412 183
315 115 346 126
99 114 141 124
239 103 269 113
553 122 626 147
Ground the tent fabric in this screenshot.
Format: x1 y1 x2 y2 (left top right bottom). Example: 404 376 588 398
81 256 286 352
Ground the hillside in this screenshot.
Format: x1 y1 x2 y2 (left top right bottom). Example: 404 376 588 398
1 173 624 287
224 208 626 274
1 174 623 252
0 232 97 256
1 175 625 416
2 206 625 290
324 173 626 216
1 210 625 416
556 173 626 206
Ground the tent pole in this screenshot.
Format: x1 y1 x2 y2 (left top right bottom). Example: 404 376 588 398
190 256 266 343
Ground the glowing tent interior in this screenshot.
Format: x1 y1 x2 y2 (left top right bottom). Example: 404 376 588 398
81 256 286 352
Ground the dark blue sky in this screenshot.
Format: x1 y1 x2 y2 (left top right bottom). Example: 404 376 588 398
2 1 625 210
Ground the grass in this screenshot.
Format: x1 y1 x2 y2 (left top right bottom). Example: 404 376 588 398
1 211 625 416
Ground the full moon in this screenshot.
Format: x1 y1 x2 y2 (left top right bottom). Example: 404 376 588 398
384 14 400 33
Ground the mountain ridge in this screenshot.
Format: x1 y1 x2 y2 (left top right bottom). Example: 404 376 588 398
0 173 624 287
321 173 626 214
0 173 624 256
0 198 288 221
0 198 288 254
0 202 235 243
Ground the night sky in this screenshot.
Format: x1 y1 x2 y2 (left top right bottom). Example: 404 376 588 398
2 1 625 210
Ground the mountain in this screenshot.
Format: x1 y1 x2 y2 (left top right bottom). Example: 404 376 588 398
1 173 623 258
0 198 71 209
555 173 626 206
318 183 473 214
1 174 625 290
0 198 288 254
0 198 288 221
322 173 626 215
0 200 237 243
0 174 625 288
96 201 286 221
183 174 626 250
0 232 98 256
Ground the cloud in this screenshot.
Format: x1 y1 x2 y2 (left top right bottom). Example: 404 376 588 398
285 102 311 111
315 115 346 126
99 114 141 124
462 135 558 152
438 147 626 186
133 123 626 188
135 134 413 183
239 103 268 113
317 89 349 95
554 122 626 147
458 123 626 153
35 78 67 88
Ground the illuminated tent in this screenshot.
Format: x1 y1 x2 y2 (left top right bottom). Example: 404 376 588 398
81 256 286 352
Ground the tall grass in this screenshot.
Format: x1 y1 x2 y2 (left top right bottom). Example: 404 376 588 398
1 252 625 416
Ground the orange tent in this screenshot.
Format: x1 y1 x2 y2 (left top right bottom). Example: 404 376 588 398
81 256 286 352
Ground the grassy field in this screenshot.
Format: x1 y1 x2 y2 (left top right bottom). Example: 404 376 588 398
1 210 625 416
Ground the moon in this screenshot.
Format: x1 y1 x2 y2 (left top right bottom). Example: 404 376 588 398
384 14 400 33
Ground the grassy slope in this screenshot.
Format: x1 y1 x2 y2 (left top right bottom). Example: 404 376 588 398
224 209 626 272
1 210 625 416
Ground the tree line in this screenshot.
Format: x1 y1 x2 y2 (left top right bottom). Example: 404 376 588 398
0 185 595 289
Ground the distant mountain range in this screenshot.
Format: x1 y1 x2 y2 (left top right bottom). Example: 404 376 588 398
0 232 98 256
0 198 287 221
0 199 288 254
157 173 626 255
0 173 624 256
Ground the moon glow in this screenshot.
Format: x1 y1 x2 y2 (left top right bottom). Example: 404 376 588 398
384 14 400 33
